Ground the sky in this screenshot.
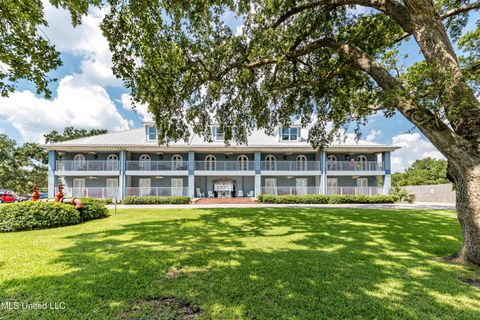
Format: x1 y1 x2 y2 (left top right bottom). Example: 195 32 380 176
2 2 471 173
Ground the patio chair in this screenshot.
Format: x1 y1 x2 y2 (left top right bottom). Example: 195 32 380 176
208 191 214 198
196 188 204 198
247 190 254 197
237 190 244 197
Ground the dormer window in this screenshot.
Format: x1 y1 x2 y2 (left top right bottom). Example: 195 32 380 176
281 127 299 141
147 126 157 141
212 126 224 141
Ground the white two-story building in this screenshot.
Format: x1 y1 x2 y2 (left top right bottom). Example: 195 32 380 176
44 123 398 200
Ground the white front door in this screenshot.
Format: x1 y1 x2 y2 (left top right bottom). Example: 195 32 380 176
171 178 183 196
296 178 308 195
357 178 369 195
106 178 119 198
139 178 151 196
265 178 277 195
73 178 86 197
327 178 338 195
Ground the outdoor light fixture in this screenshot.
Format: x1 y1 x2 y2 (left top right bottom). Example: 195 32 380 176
154 176 164 179
87 176 97 180
286 176 294 179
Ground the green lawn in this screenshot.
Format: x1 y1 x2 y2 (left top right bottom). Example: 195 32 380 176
0 208 479 319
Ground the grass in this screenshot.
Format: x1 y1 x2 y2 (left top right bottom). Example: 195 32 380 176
0 208 479 319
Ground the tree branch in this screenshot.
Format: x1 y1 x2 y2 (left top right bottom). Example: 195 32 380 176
239 37 470 156
270 0 410 30
394 1 480 44
441 0 480 19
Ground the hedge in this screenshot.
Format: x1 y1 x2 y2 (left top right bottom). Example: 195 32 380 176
80 198 110 221
257 194 397 204
79 198 114 205
122 196 191 205
0 202 80 232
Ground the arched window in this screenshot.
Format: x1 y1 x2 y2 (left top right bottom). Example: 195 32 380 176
327 155 337 161
107 154 118 161
139 154 151 161
357 155 367 162
205 155 216 170
139 154 151 170
357 155 368 170
106 154 118 171
296 155 307 170
73 154 86 170
171 154 183 169
237 155 249 170
327 155 337 171
264 155 276 170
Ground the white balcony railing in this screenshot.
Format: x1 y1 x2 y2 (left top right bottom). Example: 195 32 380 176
326 161 384 171
261 161 320 171
327 187 383 195
65 187 120 198
126 161 187 171
261 186 320 195
126 187 188 197
260 186 383 196
195 161 254 171
56 160 119 171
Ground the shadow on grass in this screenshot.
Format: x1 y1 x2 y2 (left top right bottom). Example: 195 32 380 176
1 208 479 319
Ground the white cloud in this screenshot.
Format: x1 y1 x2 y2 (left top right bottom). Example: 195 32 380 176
0 62 10 72
121 93 152 122
42 2 121 87
390 133 445 173
0 76 129 142
365 129 381 142
0 3 134 143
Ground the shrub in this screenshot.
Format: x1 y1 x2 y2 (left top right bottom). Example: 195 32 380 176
122 196 191 205
258 194 397 204
390 186 415 203
79 198 114 205
0 201 80 232
80 198 110 221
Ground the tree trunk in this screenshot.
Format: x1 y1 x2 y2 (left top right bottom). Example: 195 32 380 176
448 159 480 264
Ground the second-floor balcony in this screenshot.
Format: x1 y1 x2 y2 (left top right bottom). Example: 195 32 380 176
126 161 188 171
195 161 255 171
261 161 320 171
56 160 119 171
327 161 384 171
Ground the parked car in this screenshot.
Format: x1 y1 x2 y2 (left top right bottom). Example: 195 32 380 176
0 192 16 203
16 195 31 202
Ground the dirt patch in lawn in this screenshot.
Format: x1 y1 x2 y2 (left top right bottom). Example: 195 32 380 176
119 296 201 319
462 278 480 288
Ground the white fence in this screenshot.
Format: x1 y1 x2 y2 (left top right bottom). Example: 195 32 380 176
401 183 456 203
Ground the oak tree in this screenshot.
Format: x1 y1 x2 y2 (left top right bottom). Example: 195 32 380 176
101 0 480 264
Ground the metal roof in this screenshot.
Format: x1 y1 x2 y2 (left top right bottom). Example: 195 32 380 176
42 127 399 152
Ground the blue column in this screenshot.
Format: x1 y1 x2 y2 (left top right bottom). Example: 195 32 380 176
254 151 261 197
48 150 56 199
188 151 195 198
119 150 126 200
320 150 327 195
382 151 391 195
